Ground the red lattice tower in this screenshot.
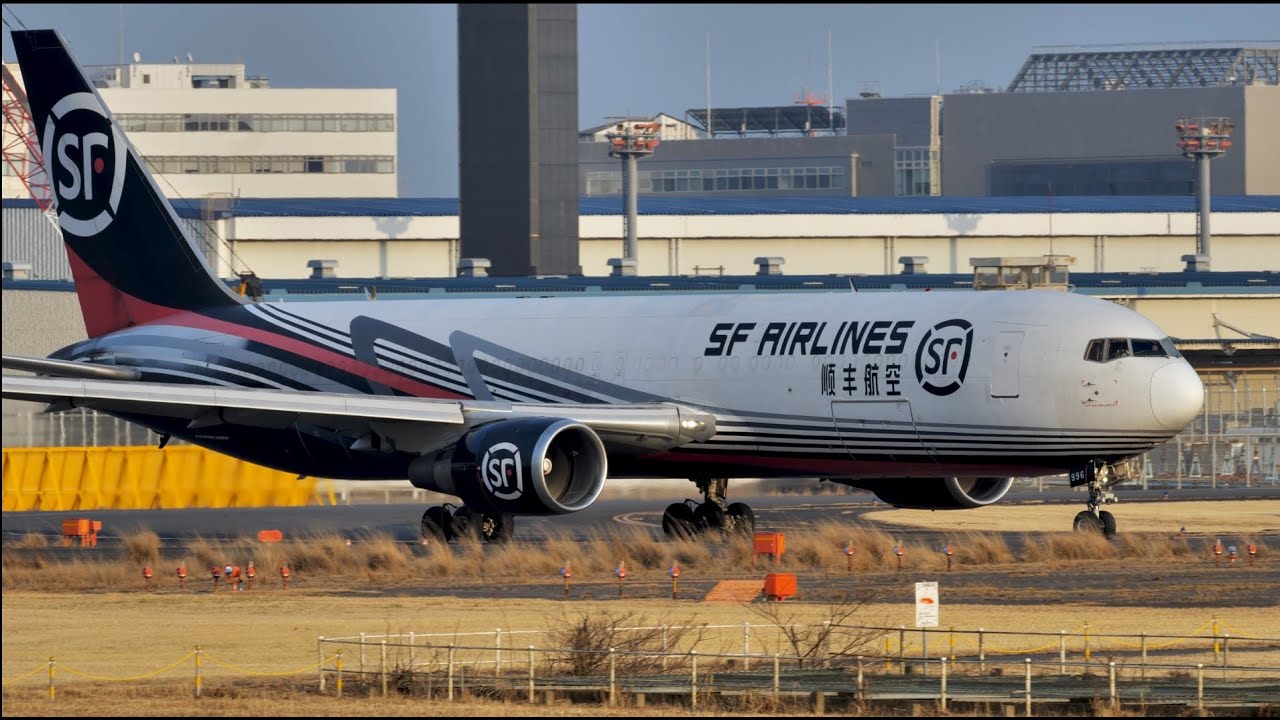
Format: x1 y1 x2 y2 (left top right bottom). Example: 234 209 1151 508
2 63 59 233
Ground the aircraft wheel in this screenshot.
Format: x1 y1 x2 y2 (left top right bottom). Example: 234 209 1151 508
694 502 727 534
662 502 697 540
422 506 452 543
480 513 515 544
452 506 481 542
727 502 755 536
1072 510 1104 534
1099 510 1117 538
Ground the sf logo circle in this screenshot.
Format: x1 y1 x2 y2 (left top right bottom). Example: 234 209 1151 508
41 92 126 237
915 319 973 396
481 442 524 500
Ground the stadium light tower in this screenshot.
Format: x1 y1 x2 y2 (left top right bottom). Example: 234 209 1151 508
1176 116 1234 271
605 121 661 270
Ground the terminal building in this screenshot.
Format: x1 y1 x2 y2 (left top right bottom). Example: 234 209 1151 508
2 58 398 200
579 45 1280 199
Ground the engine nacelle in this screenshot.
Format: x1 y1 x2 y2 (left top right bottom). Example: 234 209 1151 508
408 417 607 516
860 477 1013 510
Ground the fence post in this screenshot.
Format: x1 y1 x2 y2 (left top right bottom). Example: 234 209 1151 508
823 620 832 668
1108 661 1117 710
408 631 415 675
495 627 502 678
447 644 455 701
1212 615 1220 657
47 656 55 702
949 626 956 661
884 632 892 672
661 625 669 672
940 657 948 711
1197 663 1204 713
381 640 388 697
773 653 781 705
743 621 751 671
1139 633 1146 680
1083 622 1090 662
690 650 698 709
898 626 906 674
194 646 202 698
318 636 326 692
528 646 536 703
1025 658 1033 717
359 632 366 674
1059 630 1067 676
856 656 864 697
337 649 344 698
978 627 986 674
609 647 617 706
1223 632 1230 679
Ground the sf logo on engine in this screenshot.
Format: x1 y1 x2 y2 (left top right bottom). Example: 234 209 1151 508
481 442 524 500
915 319 974 396
42 92 126 238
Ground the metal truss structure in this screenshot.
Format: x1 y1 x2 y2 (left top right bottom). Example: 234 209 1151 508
1007 45 1280 93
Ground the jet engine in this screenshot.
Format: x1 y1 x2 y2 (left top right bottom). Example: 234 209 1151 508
408 417 607 516
855 477 1013 510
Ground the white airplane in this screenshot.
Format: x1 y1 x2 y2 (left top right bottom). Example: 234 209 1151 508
2 29 1204 542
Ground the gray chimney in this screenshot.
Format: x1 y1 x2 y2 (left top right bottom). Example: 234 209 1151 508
306 259 338 279
457 258 491 278
899 256 929 274
754 256 785 276
2 261 32 281
607 258 637 277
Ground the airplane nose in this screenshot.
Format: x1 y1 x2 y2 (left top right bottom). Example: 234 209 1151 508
1150 362 1204 430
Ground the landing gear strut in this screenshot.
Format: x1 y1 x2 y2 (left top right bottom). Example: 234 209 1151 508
1071 461 1127 538
421 504 514 544
662 478 755 540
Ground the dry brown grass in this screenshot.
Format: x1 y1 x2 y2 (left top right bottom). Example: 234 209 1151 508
7 519 1268 594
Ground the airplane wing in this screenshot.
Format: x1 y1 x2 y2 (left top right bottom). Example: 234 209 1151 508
0 373 717 455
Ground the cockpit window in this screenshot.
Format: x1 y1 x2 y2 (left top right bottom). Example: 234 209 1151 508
1084 339 1105 362
1130 339 1166 357
1106 339 1130 361
1160 337 1183 358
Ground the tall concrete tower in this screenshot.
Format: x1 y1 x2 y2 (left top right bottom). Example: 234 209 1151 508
458 4 581 277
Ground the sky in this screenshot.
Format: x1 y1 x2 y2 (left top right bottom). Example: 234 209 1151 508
4 3 1277 198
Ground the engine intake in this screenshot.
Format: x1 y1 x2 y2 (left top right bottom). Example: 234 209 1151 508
409 417 607 515
859 477 1013 510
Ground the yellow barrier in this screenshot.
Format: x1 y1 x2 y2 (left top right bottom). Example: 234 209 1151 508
2 446 330 511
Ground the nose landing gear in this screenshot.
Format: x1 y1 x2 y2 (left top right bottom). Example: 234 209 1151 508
1070 461 1130 537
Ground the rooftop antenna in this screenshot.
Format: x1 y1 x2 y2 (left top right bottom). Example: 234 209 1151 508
935 37 941 95
705 32 712 139
1048 182 1054 256
118 4 124 65
828 29 834 134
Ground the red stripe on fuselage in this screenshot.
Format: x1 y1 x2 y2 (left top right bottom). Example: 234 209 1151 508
99 292 466 399
66 246 181 337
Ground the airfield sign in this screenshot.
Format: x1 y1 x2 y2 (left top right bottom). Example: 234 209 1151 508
915 581 939 628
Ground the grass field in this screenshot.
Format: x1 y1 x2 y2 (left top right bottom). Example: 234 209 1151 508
4 505 1279 716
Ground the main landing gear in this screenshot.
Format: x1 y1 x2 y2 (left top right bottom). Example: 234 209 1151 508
421 504 514 544
1071 461 1129 538
662 478 756 541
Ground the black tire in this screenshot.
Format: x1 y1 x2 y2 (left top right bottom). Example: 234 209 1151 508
1099 510 1117 538
694 502 727 533
1073 510 1104 534
727 502 756 536
662 502 697 540
422 506 451 543
452 506 481 542
480 513 515 544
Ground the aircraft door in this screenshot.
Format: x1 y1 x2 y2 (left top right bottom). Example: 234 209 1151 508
830 399 931 464
990 331 1024 398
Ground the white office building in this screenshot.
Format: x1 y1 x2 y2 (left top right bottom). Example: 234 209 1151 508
2 58 397 200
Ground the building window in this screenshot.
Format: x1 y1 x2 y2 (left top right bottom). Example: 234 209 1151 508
115 113 395 133
895 146 940 196
586 165 845 196
144 154 395 175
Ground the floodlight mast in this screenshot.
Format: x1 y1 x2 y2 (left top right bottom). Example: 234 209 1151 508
1176 116 1234 269
605 122 661 268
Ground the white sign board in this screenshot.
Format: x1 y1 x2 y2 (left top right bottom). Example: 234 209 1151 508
915 581 939 628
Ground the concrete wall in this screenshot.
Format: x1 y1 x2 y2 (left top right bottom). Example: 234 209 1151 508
941 87 1250 196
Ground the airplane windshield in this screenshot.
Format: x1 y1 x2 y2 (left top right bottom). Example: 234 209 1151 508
1084 337 1172 363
